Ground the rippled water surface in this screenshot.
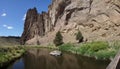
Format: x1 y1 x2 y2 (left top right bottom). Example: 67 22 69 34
7 49 110 69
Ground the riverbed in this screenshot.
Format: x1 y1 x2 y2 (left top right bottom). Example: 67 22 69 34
6 49 110 69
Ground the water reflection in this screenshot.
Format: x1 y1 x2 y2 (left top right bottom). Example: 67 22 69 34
23 49 109 69
7 59 24 69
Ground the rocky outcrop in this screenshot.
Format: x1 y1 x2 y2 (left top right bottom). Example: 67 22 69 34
21 0 120 45
21 8 53 45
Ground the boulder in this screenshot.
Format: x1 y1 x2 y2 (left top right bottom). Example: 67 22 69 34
49 50 62 56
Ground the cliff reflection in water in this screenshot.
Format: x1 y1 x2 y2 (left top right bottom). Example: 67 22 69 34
23 49 109 69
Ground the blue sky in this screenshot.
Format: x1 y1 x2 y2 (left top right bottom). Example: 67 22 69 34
0 0 51 36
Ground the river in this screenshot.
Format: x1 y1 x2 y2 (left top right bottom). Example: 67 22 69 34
6 48 110 69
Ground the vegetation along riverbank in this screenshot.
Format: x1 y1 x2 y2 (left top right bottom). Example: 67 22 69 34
58 41 120 60
26 41 120 60
0 41 119 68
0 46 25 68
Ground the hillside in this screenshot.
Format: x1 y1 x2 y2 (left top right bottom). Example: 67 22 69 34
0 36 20 46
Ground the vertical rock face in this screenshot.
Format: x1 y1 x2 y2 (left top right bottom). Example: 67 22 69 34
21 0 120 45
21 8 38 44
48 0 71 26
21 8 52 45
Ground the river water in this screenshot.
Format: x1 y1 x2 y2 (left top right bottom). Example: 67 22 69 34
7 49 110 69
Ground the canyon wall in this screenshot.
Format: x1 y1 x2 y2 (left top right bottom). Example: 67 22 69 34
21 0 120 45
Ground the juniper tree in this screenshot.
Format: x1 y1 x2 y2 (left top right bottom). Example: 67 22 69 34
54 31 63 46
76 30 83 43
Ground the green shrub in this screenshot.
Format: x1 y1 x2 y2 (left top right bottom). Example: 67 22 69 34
54 31 63 46
89 41 109 52
95 48 116 59
59 43 74 52
76 30 83 43
77 44 90 54
77 41 110 58
110 41 120 50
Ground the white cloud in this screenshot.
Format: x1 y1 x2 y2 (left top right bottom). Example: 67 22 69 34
7 26 13 29
3 24 13 30
1 13 7 17
22 14 26 20
3 24 7 27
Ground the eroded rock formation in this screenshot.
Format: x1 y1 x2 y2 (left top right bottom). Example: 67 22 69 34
21 8 53 45
21 0 120 45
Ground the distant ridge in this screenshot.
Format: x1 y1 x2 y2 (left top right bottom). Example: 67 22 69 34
0 36 20 46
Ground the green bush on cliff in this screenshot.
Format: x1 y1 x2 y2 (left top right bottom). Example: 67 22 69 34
76 30 83 43
54 31 63 46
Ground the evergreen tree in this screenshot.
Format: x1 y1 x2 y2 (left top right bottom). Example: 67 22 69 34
54 31 63 46
76 30 83 43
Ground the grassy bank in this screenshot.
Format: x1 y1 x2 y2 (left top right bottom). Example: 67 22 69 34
0 46 25 68
23 41 120 60
3 41 118 62
59 41 120 60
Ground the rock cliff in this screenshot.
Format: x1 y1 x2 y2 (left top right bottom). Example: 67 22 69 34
21 0 120 45
21 8 53 45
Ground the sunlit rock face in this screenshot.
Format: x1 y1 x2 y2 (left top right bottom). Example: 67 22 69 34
21 0 120 45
